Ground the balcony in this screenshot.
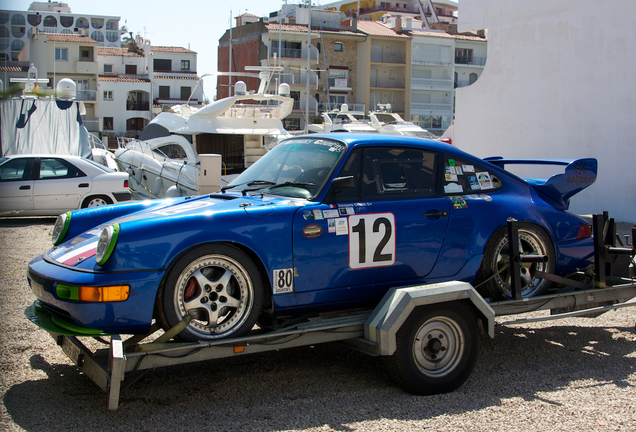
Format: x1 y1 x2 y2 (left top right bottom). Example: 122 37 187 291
278 71 318 87
120 74 150 80
75 61 98 74
371 53 406 64
411 78 453 90
76 90 96 101
455 56 487 67
270 47 318 62
292 98 318 112
410 103 453 113
327 77 351 90
317 102 365 113
82 119 99 133
127 102 150 111
370 77 405 89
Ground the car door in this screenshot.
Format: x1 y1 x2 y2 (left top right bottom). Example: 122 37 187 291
0 157 35 214
32 157 89 211
291 146 450 304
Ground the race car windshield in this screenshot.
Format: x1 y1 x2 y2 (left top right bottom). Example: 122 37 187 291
228 138 347 199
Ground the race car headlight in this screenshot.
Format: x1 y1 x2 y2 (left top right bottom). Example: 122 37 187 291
95 224 120 266
52 212 72 246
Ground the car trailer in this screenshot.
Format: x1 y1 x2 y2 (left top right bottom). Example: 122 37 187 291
24 213 636 411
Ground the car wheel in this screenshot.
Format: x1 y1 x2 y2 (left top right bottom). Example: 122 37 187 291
82 195 113 208
158 244 263 342
478 223 555 300
386 303 478 395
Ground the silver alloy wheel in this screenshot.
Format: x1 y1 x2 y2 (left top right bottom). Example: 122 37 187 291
87 197 109 207
412 316 465 378
492 229 549 298
172 254 253 339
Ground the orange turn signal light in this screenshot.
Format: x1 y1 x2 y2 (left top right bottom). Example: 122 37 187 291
78 285 130 302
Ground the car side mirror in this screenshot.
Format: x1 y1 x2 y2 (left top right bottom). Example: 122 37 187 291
331 176 355 189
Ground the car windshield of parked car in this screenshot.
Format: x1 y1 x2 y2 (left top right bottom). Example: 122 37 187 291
227 138 347 199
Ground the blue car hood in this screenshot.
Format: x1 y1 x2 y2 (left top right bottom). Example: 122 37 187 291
47 193 307 267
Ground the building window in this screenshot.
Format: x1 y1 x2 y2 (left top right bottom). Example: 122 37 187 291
159 86 170 99
180 87 191 100
154 59 171 71
80 48 92 60
455 48 473 64
181 60 190 71
333 42 343 52
104 64 113 73
103 90 113 100
125 64 137 75
55 48 68 61
103 117 114 130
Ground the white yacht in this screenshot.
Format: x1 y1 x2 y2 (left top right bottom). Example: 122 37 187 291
307 104 377 133
114 67 294 199
369 104 439 139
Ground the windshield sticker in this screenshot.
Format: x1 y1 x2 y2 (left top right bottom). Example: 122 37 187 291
469 176 481 190
444 183 463 193
477 172 493 190
273 268 294 294
446 166 456 175
335 218 349 235
450 196 468 209
455 166 464 175
313 210 324 220
448 159 456 166
154 201 215 216
463 165 475 173
445 174 458 182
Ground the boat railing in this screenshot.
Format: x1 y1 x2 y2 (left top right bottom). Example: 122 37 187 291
226 103 281 118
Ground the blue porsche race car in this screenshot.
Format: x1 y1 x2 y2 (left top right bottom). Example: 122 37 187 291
27 134 597 342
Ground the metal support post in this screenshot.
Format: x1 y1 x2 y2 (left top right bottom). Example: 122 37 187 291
507 219 522 300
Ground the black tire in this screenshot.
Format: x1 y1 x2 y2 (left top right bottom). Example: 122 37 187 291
386 303 478 395
157 244 263 342
82 195 113 208
478 223 555 301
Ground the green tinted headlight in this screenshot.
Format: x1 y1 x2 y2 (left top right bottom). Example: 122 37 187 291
95 224 120 266
52 212 72 246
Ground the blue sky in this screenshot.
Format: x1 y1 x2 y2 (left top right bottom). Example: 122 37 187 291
2 0 290 98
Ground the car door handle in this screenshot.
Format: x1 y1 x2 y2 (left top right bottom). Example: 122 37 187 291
78 183 89 188
19 185 31 190
422 210 448 219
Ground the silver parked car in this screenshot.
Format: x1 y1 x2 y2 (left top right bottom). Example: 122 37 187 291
0 154 131 216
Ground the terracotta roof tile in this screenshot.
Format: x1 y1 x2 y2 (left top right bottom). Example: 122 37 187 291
0 65 30 72
264 23 361 37
355 20 410 38
98 75 151 83
408 29 486 41
151 46 196 54
97 47 144 57
46 34 98 44
153 75 200 81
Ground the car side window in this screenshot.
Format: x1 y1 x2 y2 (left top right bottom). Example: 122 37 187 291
38 158 86 180
329 147 437 202
0 158 34 181
441 155 503 195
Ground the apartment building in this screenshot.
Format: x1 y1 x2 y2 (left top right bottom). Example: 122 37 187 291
1 1 125 61
18 33 101 132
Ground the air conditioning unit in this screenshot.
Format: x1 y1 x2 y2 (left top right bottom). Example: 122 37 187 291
318 85 326 92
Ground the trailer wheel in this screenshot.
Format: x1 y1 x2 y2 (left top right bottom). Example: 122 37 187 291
478 223 555 300
157 244 263 342
386 303 478 395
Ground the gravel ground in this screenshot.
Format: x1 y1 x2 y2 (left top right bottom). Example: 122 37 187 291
1 217 635 432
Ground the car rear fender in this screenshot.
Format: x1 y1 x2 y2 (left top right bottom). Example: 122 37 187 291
483 157 597 209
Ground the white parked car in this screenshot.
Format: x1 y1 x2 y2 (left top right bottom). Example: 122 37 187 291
0 154 131 216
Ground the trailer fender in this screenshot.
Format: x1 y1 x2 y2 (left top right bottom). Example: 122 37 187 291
365 281 495 356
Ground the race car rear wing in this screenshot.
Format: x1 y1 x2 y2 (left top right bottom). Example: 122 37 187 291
483 157 598 209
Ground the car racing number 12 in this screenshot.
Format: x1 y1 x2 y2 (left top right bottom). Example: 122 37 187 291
349 213 396 269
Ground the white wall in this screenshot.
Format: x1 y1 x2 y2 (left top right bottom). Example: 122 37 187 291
455 0 636 223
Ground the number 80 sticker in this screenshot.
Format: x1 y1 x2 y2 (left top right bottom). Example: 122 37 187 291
349 213 396 269
273 268 294 294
